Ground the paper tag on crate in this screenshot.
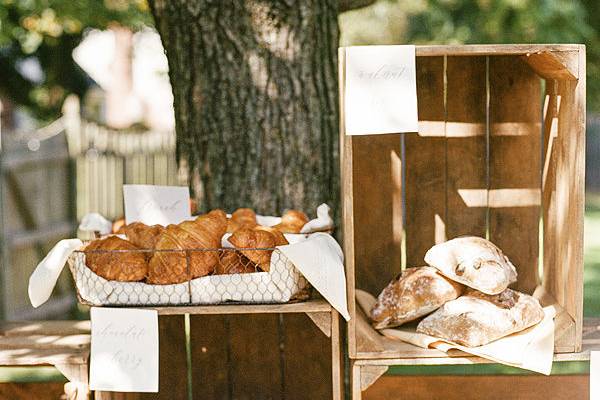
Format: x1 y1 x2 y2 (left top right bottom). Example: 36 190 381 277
344 45 418 135
124 184 190 225
90 307 159 393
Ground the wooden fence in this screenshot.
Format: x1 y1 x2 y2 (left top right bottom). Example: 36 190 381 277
0 96 180 320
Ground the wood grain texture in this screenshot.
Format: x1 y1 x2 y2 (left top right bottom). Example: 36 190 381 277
138 316 188 400
445 56 487 239
489 56 541 294
0 382 66 400
352 134 402 295
282 314 332 400
190 315 230 400
405 56 446 267
363 375 589 400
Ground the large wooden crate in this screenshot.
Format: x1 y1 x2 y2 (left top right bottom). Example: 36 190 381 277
340 44 586 370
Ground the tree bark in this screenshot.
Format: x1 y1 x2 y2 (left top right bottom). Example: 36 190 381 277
148 2 341 399
150 0 339 219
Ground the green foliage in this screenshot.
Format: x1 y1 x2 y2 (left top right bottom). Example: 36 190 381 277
0 0 152 121
340 0 600 111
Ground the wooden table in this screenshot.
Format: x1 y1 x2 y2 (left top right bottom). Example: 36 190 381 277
0 320 91 400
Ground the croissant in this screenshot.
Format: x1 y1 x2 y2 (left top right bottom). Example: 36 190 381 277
214 250 257 274
84 236 148 282
112 218 126 234
228 226 288 272
254 226 289 246
273 210 309 233
147 209 227 284
227 208 258 233
117 222 164 252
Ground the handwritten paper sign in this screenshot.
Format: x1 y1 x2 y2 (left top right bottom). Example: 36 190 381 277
123 184 190 225
344 45 418 135
90 308 159 393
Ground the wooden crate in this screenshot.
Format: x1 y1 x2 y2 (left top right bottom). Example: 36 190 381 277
340 44 585 368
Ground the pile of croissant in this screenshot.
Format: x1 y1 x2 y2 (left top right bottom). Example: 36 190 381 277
370 236 545 347
84 208 309 285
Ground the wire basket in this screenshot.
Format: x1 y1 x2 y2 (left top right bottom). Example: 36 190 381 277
68 246 310 307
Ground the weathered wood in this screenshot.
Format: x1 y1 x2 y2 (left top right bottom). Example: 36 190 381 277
488 56 541 294
414 44 581 57
445 56 487 239
0 383 67 400
306 311 332 337
405 56 446 266
522 51 578 81
140 299 332 315
189 315 230 399
363 374 590 400
542 47 586 352
352 134 402 295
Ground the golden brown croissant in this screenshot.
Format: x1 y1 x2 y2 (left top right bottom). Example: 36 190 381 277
226 208 258 233
117 222 164 252
273 210 309 233
214 250 257 274
228 226 288 272
147 209 227 284
84 236 148 282
112 218 126 234
254 226 289 246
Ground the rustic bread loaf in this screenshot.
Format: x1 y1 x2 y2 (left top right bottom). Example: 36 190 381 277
416 288 544 347
424 236 517 295
370 266 463 329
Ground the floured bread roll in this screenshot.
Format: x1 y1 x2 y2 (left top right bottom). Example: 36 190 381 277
417 288 544 347
370 266 463 329
424 236 517 295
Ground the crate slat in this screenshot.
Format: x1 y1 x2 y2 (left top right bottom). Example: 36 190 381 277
446 56 488 239
488 56 542 294
405 56 446 266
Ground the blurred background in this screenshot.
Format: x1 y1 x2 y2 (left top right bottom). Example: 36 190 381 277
0 0 598 394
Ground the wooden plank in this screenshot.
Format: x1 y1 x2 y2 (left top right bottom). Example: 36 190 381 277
0 383 67 400
140 299 332 315
282 313 332 400
330 311 343 400
189 315 230 399
521 52 578 81
0 321 90 337
445 56 487 239
405 56 446 267
0 349 89 366
546 47 585 352
339 46 359 358
363 375 589 400
413 44 581 57
489 56 541 294
136 316 187 400
228 315 282 400
351 133 402 295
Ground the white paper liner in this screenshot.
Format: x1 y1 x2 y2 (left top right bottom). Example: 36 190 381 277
68 249 308 306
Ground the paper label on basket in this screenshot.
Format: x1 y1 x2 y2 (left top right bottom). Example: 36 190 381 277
591 351 600 399
344 45 418 135
123 184 190 225
90 308 159 393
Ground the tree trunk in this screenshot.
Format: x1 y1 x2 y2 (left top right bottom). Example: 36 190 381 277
150 0 339 218
147 1 340 399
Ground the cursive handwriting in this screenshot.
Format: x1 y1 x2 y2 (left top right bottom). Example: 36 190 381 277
139 199 183 213
112 350 143 370
97 323 146 341
357 64 406 80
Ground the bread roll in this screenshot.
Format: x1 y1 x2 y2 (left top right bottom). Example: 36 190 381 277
416 288 544 347
370 266 463 329
227 208 257 233
424 236 517 295
84 236 148 282
273 210 309 233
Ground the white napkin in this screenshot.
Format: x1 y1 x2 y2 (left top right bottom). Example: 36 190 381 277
278 233 350 320
79 213 113 235
356 289 555 374
29 238 83 308
300 203 334 233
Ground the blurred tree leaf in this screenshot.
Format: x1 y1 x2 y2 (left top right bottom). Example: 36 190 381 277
341 0 600 111
0 0 152 121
